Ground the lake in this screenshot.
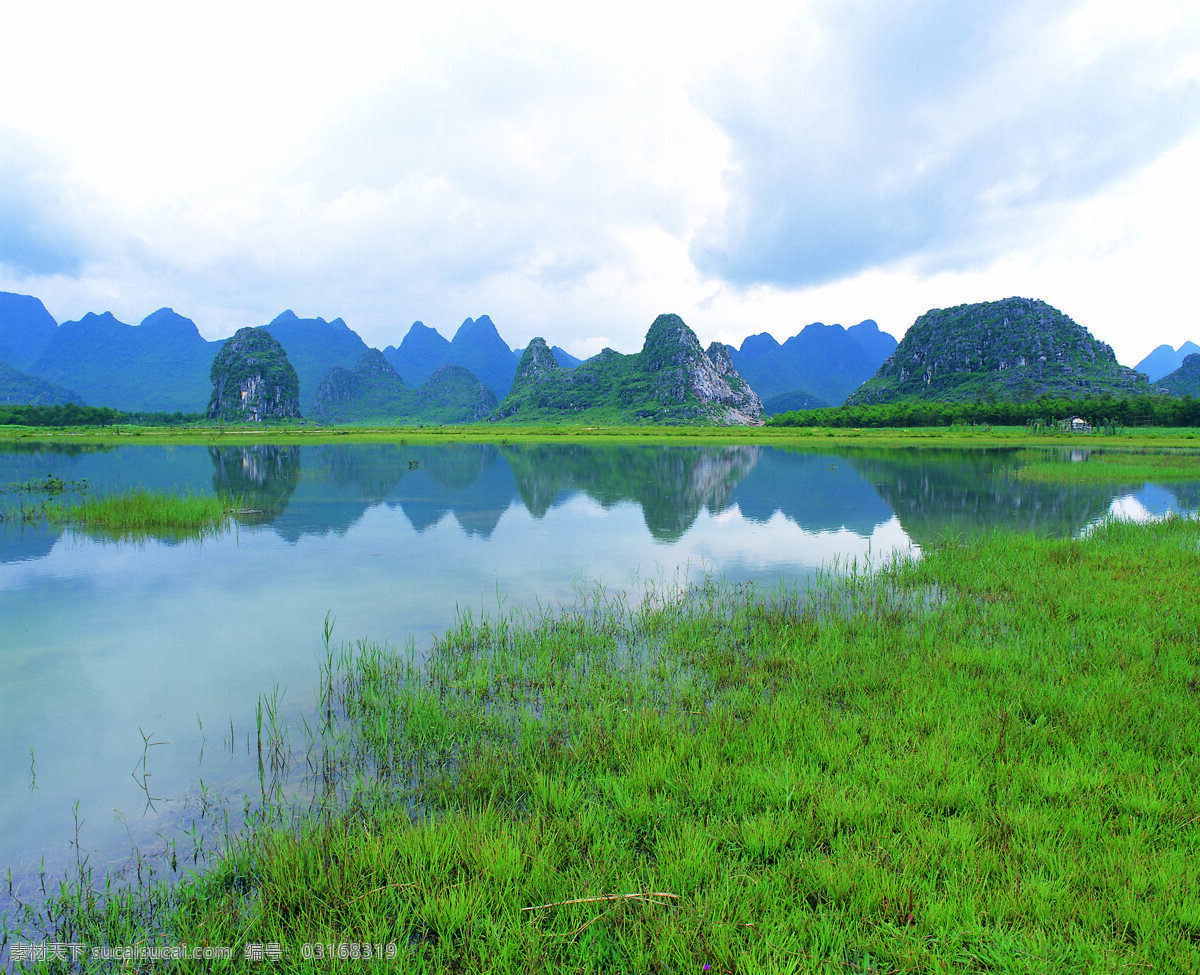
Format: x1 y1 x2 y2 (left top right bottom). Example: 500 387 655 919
1 440 1196 922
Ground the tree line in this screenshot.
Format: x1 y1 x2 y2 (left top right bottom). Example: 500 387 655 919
5 394 1200 429
766 395 1200 429
0 404 201 427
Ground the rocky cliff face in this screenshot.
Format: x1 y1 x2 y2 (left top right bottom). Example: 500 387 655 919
207 327 301 421
495 315 763 424
846 297 1155 405
704 340 764 420
512 337 561 384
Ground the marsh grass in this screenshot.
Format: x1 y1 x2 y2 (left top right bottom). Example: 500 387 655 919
8 517 1200 973
41 488 239 543
1013 447 1200 483
0 475 91 527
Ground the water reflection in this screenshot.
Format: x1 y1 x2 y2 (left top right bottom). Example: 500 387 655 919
3 442 1200 561
841 447 1124 546
211 445 300 524
503 443 761 540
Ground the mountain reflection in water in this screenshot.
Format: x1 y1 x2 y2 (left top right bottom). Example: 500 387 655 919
3 442 1200 562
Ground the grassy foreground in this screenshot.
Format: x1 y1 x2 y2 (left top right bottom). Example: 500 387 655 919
11 517 1200 973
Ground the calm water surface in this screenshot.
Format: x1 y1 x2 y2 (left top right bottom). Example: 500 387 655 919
1 440 1196 920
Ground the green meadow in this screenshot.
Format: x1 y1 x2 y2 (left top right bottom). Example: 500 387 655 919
3 419 1200 450
9 502 1199 972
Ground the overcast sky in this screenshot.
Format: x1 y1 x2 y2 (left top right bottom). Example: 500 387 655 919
2 0 1197 364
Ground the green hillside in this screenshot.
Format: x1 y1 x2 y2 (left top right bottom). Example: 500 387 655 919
1158 354 1200 397
310 352 498 424
847 297 1155 405
493 316 763 425
0 360 83 406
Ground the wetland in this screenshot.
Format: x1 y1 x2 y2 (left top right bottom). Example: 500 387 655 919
1 435 1198 972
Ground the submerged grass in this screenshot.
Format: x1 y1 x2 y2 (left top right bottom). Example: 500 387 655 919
8 517 1200 973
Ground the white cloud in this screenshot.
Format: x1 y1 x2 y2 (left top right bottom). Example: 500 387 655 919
1 0 1198 364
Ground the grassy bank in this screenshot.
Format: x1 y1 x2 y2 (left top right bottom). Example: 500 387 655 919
2 421 1200 449
11 515 1199 973
1013 447 1200 483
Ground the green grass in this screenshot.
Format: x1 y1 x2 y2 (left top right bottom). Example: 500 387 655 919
2 421 1200 449
42 487 239 542
1013 447 1200 483
10 515 1199 972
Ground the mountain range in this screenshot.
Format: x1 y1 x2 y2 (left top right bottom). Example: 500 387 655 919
382 316 581 399
261 311 370 406
309 351 499 424
0 292 59 370
724 319 897 405
3 289 1192 422
0 290 901 417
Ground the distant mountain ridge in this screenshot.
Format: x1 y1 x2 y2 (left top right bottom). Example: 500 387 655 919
310 351 498 423
382 316 580 400
846 297 1156 405
726 319 897 406
382 316 517 397
1135 342 1200 382
262 311 369 407
383 322 449 386
28 308 221 412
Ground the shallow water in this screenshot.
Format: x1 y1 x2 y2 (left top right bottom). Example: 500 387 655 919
0 440 1195 920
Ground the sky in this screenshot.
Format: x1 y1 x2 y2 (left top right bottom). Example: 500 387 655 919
1 0 1198 366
